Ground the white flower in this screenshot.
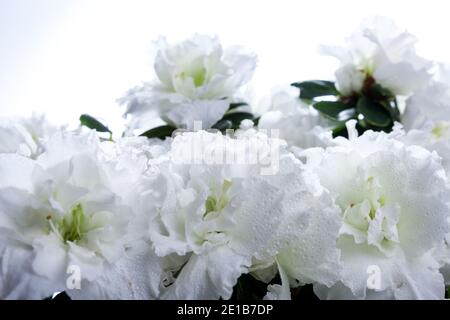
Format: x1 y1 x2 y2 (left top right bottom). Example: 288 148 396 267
432 233 450 287
403 65 450 131
322 16 431 96
68 239 162 300
400 67 450 284
0 114 60 158
255 168 343 300
401 65 450 176
400 126 450 179
257 86 333 151
99 136 170 201
142 129 324 299
306 121 450 299
121 34 256 131
334 64 365 97
0 131 162 299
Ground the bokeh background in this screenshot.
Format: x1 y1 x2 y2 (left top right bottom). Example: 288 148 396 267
0 0 448 133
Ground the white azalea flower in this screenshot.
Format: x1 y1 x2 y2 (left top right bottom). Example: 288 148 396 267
401 67 450 176
400 126 450 178
121 34 256 131
400 67 450 284
431 233 450 287
0 114 60 158
68 239 162 300
306 121 450 299
322 16 431 97
258 86 333 151
255 168 342 300
333 64 366 97
0 131 162 299
403 65 450 131
99 136 170 200
142 129 328 299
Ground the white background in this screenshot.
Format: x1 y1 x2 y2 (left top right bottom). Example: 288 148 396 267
0 0 449 133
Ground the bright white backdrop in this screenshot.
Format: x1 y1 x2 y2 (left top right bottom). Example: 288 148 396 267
0 0 448 133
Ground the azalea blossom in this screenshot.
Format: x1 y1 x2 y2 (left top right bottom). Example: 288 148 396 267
254 167 342 300
0 114 60 158
140 129 335 299
121 34 256 131
399 66 450 285
400 66 450 175
0 131 162 299
322 16 431 97
305 121 450 299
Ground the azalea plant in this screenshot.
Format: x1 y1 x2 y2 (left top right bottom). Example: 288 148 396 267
2 16 450 300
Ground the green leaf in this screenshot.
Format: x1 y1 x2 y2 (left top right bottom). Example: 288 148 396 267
212 119 233 131
378 99 401 123
356 96 392 127
221 112 254 129
332 124 347 138
139 125 176 139
79 114 111 133
332 121 366 138
228 102 248 110
313 101 353 120
366 83 394 100
291 80 338 99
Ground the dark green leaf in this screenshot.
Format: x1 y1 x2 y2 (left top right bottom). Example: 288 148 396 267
332 124 347 138
291 80 338 99
313 101 353 120
79 114 111 133
379 99 401 123
366 83 394 100
139 125 176 139
221 112 254 129
212 119 233 131
333 121 367 138
356 96 391 127
228 102 248 110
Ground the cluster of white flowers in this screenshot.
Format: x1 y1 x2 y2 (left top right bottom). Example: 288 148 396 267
2 16 450 300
